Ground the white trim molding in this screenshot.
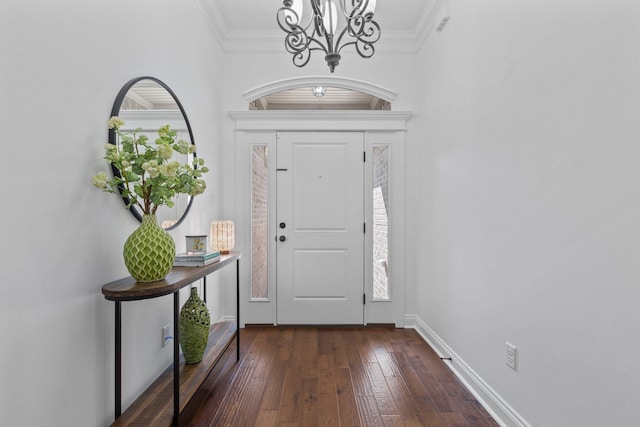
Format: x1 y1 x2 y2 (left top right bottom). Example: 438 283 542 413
230 110 411 132
220 315 237 324
405 315 532 427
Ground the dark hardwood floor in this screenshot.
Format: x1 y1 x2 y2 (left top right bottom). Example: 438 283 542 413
182 326 498 427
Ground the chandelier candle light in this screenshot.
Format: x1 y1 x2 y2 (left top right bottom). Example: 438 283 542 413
277 0 381 73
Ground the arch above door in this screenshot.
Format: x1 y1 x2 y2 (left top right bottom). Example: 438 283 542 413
241 75 399 104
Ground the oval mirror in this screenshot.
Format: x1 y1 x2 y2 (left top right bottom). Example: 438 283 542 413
109 76 196 230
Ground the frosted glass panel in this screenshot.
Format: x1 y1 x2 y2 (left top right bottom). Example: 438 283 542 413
373 145 389 300
251 145 268 299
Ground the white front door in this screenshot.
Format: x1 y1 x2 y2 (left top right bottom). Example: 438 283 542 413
276 132 364 324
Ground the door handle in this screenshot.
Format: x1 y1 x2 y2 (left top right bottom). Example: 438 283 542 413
279 222 286 229
279 235 287 242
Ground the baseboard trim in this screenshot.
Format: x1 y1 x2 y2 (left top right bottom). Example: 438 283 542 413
404 315 531 427
219 315 237 324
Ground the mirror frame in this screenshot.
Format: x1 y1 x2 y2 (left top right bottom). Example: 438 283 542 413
108 76 197 230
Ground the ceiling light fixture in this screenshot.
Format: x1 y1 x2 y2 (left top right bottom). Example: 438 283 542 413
277 0 381 73
312 86 326 97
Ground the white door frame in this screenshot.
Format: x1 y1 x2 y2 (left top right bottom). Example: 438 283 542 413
232 110 411 327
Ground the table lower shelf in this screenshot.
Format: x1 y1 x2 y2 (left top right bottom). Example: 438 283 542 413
111 321 237 427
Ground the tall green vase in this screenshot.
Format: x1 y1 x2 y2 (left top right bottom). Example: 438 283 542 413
123 214 175 282
180 287 210 364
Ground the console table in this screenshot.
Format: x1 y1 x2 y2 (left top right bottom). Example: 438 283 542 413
101 252 241 427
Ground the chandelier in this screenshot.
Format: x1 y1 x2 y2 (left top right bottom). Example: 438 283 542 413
276 0 381 73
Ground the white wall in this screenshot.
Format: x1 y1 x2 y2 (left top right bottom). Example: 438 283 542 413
0 1 224 426
410 0 640 425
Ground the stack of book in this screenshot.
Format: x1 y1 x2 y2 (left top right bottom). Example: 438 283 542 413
173 250 221 267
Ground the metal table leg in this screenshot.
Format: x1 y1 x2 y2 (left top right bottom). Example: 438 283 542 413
236 259 240 361
173 292 180 426
115 301 122 418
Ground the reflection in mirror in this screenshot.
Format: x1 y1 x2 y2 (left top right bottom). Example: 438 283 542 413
109 77 196 230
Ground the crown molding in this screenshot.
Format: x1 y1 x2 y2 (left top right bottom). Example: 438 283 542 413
193 0 227 49
414 0 442 50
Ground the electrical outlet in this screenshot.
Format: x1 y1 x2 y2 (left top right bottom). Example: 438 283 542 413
162 325 171 347
505 342 516 370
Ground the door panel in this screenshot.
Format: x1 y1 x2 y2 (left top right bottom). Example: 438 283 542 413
293 249 347 298
277 132 364 325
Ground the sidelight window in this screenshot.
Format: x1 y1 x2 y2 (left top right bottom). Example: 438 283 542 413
372 145 390 301
251 145 269 300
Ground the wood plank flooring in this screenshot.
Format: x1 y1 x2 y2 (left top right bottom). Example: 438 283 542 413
182 326 498 427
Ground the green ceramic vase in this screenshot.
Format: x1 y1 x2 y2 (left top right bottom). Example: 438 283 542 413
123 214 175 282
180 287 210 364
